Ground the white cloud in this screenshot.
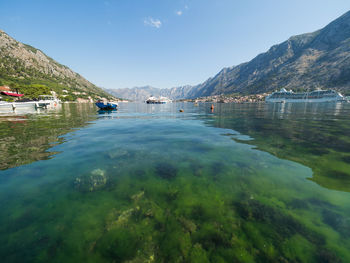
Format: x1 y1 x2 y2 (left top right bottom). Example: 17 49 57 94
144 17 162 28
175 5 189 16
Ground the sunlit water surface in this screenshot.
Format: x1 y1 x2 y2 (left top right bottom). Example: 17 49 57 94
0 102 349 263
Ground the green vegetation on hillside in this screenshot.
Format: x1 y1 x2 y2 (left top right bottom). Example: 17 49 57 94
0 44 114 101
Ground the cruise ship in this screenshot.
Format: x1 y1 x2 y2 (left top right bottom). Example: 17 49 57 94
265 88 345 103
145 96 171 104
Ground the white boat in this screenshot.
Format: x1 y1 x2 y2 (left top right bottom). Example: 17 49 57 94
0 95 61 112
0 101 36 111
36 95 61 108
0 101 14 112
146 96 171 104
265 88 345 103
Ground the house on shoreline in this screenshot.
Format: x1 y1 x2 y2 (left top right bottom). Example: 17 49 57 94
0 86 24 99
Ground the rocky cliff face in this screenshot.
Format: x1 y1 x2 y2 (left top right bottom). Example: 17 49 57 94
0 30 110 98
190 10 350 97
108 10 350 100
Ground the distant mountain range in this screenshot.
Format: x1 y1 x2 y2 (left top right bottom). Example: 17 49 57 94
105 85 193 102
0 30 112 100
108 10 350 101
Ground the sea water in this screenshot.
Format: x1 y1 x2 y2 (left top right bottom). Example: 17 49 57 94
0 102 349 262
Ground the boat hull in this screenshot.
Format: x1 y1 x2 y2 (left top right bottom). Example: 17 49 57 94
0 100 60 111
95 102 117 110
146 101 166 104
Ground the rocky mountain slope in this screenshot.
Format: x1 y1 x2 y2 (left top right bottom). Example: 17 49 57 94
109 10 350 100
190 10 350 97
0 30 112 99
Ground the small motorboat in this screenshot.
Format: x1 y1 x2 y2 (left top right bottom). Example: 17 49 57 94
95 100 118 110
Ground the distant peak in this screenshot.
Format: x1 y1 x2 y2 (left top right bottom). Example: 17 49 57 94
322 10 350 29
339 10 350 20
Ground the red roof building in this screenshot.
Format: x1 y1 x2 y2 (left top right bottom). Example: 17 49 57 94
0 86 11 92
1 91 24 97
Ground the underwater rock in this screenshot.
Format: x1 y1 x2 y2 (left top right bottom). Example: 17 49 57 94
106 207 140 231
131 191 145 202
74 168 108 192
155 163 178 180
144 209 154 218
115 208 137 226
91 168 105 176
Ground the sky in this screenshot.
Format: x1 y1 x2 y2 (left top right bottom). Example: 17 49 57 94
0 0 349 90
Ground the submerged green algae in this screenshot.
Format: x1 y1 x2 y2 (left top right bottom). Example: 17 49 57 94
209 102 350 193
0 103 97 170
0 102 349 262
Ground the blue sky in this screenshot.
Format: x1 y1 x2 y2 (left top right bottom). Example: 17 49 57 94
0 0 349 90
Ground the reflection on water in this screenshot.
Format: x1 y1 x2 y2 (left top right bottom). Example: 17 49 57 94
0 103 97 170
209 102 350 192
0 102 349 262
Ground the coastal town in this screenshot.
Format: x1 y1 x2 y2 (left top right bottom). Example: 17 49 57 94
179 93 269 103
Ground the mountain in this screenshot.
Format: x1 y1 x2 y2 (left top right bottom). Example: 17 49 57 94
108 10 350 100
105 85 193 101
190 10 350 97
0 30 112 100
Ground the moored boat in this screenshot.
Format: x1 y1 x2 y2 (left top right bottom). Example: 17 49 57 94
36 95 61 108
0 95 61 112
95 100 118 110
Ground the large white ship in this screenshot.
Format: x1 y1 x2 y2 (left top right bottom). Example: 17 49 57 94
265 88 345 103
145 96 171 104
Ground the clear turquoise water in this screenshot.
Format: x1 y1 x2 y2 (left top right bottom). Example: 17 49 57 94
0 102 349 262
